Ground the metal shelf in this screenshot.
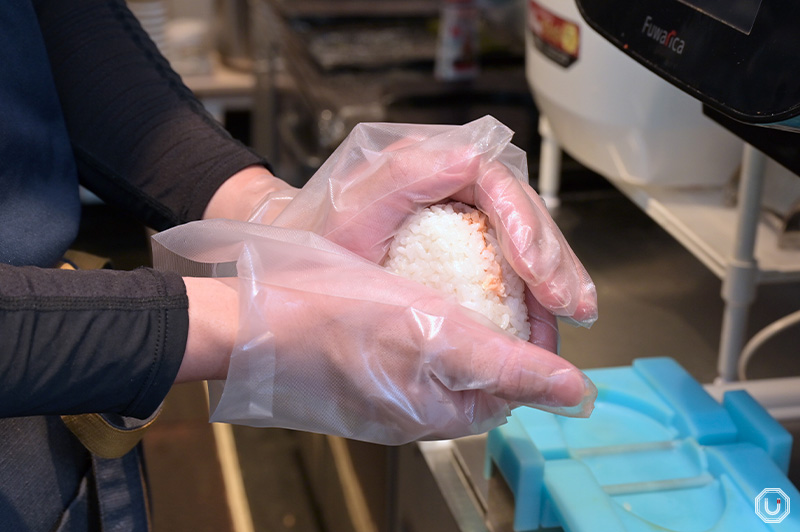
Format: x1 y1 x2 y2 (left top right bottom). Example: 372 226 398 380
539 123 800 383
609 179 800 284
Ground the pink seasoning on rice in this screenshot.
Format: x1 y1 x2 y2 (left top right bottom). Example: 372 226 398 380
383 202 530 340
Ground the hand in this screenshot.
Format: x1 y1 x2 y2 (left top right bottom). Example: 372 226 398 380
203 165 297 224
164 221 595 445
253 117 597 327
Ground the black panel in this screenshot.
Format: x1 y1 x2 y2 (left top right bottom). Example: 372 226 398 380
704 105 800 177
575 0 800 124
675 0 762 34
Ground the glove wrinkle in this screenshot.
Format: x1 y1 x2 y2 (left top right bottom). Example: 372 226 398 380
154 116 598 445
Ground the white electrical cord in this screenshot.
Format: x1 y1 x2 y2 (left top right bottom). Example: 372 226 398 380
737 309 800 381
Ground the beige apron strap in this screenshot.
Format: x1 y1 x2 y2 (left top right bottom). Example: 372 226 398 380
60 412 160 459
59 249 112 270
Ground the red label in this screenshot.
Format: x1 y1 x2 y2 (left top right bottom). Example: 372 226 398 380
528 0 580 68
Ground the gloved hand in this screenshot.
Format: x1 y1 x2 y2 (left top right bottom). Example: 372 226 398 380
251 116 597 327
153 220 595 445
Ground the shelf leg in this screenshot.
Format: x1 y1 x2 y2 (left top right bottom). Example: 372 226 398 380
537 115 562 211
717 144 767 383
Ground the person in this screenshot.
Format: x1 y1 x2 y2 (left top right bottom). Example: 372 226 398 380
0 0 598 530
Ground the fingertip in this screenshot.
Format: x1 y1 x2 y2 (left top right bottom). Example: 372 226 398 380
551 369 596 412
516 362 597 418
487 339 592 409
565 285 599 328
526 264 598 328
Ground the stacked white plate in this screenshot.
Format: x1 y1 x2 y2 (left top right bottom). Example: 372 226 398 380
165 18 213 76
127 0 170 56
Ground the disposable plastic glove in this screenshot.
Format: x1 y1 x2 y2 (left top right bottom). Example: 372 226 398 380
251 115 597 327
152 220 595 445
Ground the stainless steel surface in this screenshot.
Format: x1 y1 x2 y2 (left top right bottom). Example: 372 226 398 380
215 0 253 70
410 438 562 532
267 0 439 18
305 25 437 71
395 441 467 532
252 0 416 184
416 440 489 532
250 0 533 186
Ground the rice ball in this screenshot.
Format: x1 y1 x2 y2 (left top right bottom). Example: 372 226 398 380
383 202 530 340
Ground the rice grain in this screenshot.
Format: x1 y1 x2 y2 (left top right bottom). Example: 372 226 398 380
384 202 530 340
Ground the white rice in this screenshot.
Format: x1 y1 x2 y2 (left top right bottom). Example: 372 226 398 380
383 202 530 340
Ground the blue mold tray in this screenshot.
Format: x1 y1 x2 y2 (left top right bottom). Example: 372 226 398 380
486 357 800 531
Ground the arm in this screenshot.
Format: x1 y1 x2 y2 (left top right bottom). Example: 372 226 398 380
0 0 288 419
33 0 272 229
176 167 296 382
178 277 238 383
0 264 188 418
175 164 297 383
0 178 288 419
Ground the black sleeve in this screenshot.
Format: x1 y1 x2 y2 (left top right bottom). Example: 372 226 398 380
0 263 188 419
33 0 269 230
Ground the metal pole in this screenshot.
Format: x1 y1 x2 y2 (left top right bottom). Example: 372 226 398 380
537 116 563 210
717 144 767 382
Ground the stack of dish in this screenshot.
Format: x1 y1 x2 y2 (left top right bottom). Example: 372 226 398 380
127 0 169 57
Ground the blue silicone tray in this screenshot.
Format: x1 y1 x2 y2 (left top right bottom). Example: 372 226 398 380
486 357 800 531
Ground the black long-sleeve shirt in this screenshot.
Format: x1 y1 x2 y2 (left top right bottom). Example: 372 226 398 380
1 1 268 529
1 0 266 419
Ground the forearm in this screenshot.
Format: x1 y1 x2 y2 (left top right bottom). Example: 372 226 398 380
174 166 300 384
34 0 268 229
177 277 239 383
0 264 187 418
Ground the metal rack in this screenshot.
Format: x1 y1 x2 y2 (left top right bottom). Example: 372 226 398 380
563 0 800 421
538 120 800 419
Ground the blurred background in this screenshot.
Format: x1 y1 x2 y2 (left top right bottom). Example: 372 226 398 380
74 0 800 530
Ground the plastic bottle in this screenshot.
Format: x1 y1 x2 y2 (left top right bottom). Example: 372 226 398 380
435 0 480 81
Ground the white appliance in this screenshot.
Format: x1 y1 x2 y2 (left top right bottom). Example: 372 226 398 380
525 0 743 194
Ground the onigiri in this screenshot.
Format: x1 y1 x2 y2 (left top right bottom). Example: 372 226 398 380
383 202 530 340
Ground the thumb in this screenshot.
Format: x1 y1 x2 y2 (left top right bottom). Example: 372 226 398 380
425 309 596 417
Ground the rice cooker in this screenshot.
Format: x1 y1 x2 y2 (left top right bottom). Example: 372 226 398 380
574 0 800 131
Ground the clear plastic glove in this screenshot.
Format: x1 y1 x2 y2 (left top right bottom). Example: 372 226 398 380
247 186 298 225
152 220 595 445
251 115 597 327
